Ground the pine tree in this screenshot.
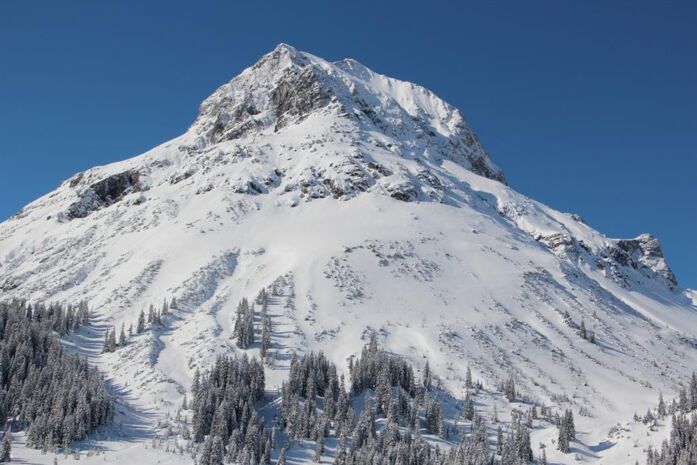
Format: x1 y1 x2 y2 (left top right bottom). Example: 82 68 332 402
137 309 145 333
496 425 504 455
314 433 324 462
0 432 10 462
579 320 587 340
102 329 111 353
558 423 570 453
423 361 432 390
108 328 117 352
657 392 667 417
210 435 224 465
119 323 126 346
277 447 287 465
102 328 117 353
424 395 443 435
465 365 473 389
198 434 214 465
463 390 475 420
260 304 272 359
504 375 516 402
256 288 268 305
262 437 272 465
335 432 347 465
566 409 576 440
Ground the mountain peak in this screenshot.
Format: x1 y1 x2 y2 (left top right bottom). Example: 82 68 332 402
262 42 311 68
189 45 506 184
1 45 696 465
271 42 297 54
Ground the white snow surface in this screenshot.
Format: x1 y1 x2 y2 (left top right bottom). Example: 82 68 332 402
1 44 696 464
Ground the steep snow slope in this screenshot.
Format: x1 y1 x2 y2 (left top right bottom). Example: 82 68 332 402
1 44 696 463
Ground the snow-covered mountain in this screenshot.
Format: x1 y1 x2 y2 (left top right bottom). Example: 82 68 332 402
2 44 696 464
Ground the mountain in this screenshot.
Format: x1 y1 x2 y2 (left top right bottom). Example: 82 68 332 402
1 44 696 464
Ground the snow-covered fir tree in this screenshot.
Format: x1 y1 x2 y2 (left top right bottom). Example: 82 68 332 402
0 431 10 463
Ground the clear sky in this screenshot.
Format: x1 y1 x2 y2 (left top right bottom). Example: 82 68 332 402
1 1 695 288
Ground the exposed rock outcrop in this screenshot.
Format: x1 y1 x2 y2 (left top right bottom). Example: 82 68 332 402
538 233 591 261
67 170 140 219
609 233 678 290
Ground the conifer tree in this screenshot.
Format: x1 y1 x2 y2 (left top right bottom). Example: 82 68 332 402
657 392 667 417
102 328 117 353
423 361 432 390
314 433 324 462
210 435 224 465
108 327 117 352
0 431 10 463
102 329 111 353
424 395 443 435
147 304 155 324
256 288 268 306
496 425 504 456
579 320 587 340
137 309 145 333
463 390 475 420
504 375 516 402
260 303 272 359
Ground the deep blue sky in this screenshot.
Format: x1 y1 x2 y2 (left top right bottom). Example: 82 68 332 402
1 1 695 288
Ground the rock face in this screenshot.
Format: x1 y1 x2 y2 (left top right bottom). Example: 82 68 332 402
537 231 678 291
611 234 678 289
67 170 140 219
538 233 591 261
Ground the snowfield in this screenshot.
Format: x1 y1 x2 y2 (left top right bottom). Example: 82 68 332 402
1 44 695 464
